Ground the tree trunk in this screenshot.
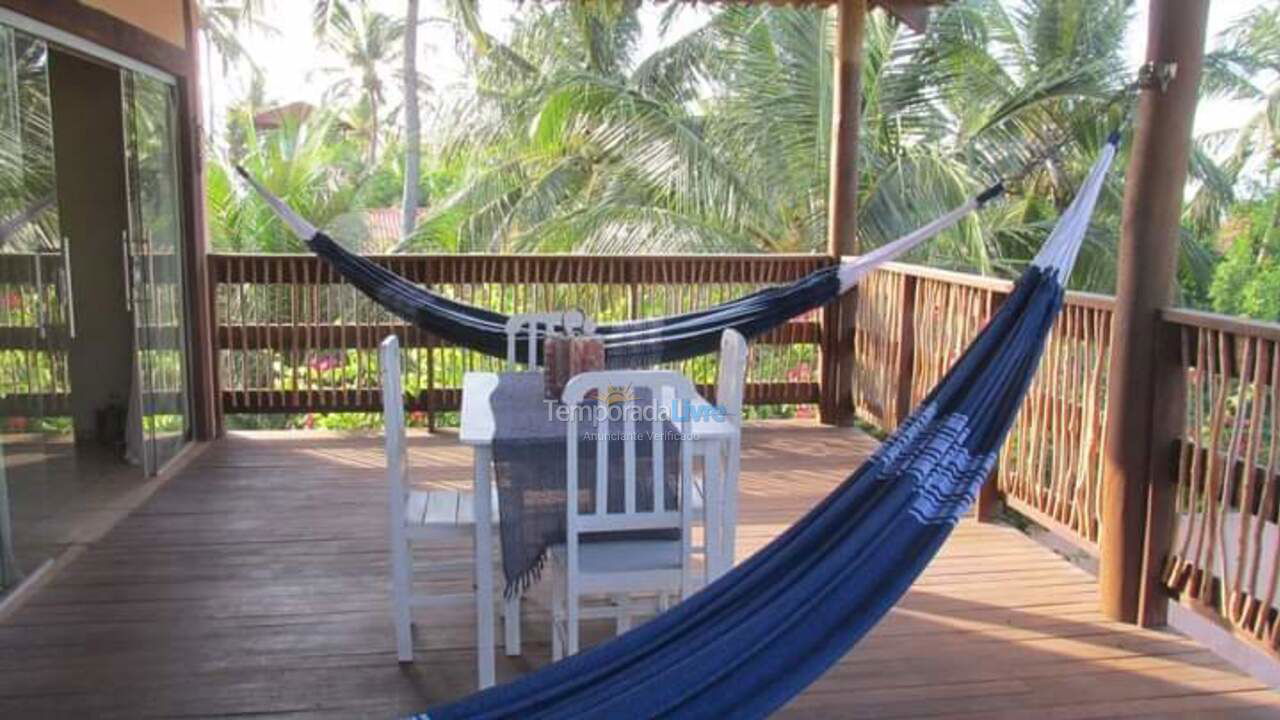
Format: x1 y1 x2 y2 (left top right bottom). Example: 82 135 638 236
368 89 379 166
203 32 216 145
400 0 421 244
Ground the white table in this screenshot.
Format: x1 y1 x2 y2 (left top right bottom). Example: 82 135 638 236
459 371 738 688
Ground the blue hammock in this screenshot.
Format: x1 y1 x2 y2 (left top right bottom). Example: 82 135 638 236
412 136 1119 720
237 167 1002 368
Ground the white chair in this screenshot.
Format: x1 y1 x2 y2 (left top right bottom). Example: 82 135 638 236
504 310 590 369
549 370 698 659
381 335 509 662
686 329 748 583
710 329 747 575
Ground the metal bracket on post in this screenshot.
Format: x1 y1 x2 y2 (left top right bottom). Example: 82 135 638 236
1137 61 1178 93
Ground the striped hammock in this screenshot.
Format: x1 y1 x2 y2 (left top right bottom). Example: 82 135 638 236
410 135 1120 719
237 167 1003 368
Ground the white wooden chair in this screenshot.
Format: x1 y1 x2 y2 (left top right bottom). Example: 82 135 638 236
381 335 509 662
549 370 697 659
709 329 747 575
685 329 748 582
504 310 590 369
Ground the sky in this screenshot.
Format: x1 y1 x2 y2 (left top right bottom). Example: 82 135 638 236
205 1 1273 142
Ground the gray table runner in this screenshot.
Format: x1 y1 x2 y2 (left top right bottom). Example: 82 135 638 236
490 372 682 597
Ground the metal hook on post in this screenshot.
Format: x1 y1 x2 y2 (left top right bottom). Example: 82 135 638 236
1137 61 1178 93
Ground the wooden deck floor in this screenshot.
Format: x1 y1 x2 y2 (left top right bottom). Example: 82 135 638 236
1 421 1278 719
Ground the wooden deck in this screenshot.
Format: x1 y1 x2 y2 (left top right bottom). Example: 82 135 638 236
1 421 1277 718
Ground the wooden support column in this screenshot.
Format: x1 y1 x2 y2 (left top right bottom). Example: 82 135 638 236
892 274 917 428
820 0 865 426
183 0 219 440
1099 0 1209 625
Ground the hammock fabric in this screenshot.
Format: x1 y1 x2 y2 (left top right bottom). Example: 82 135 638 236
237 166 1002 368
412 135 1119 720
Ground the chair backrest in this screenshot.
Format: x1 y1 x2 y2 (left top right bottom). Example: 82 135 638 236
562 370 696 543
504 310 590 369
380 335 409 523
716 329 748 428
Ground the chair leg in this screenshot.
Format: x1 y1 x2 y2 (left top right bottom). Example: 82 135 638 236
566 584 580 657
390 535 414 663
504 592 522 656
705 450 723 582
551 572 565 661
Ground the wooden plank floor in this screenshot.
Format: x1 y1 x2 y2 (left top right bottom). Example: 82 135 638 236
1 421 1277 718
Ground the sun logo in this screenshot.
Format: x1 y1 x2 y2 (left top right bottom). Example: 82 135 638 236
604 384 635 406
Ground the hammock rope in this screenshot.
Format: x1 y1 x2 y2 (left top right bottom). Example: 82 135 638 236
407 135 1120 719
235 167 1003 368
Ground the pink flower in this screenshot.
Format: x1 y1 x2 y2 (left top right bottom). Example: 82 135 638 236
787 362 812 383
309 353 342 373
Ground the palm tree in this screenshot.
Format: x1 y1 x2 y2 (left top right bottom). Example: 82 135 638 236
1204 6 1280 177
411 0 1150 295
197 0 274 145
401 0 422 241
914 0 1140 288
1186 5 1280 239
0 30 59 252
206 113 370 252
316 1 404 165
406 1 767 253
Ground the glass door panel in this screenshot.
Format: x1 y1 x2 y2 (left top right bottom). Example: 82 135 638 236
0 24 69 592
121 71 189 474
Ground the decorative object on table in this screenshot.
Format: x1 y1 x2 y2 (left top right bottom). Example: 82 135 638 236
567 318 604 378
538 309 592 401
542 331 571 400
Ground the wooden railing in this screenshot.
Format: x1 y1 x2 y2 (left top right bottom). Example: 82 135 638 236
0 253 72 417
209 254 829 421
854 262 1114 548
207 250 1280 659
1160 308 1280 654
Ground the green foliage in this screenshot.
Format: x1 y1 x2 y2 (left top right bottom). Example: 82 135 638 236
316 1 405 164
395 1 1153 295
1209 193 1280 321
206 113 378 252
203 0 1276 305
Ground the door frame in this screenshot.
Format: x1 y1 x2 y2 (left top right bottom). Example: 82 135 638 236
0 8 174 84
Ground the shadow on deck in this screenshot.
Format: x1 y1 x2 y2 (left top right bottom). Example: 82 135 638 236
1 421 1277 718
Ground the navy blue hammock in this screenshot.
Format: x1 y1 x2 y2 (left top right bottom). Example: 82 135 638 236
241 136 1118 719
237 167 1004 368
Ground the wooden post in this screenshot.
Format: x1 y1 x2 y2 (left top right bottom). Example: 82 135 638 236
1099 0 1209 625
892 274 917 427
820 0 865 426
181 0 219 440
976 287 1011 522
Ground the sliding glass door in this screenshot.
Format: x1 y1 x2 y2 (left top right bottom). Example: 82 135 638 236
0 18 193 598
121 71 189 474
0 24 69 591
